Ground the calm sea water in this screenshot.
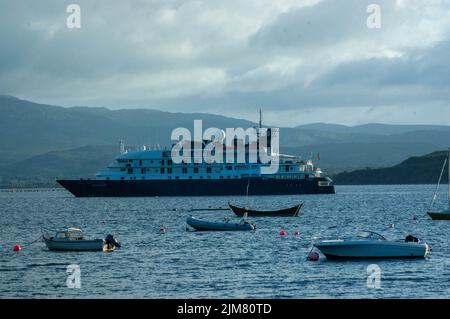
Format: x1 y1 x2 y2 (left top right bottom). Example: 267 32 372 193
1 185 449 298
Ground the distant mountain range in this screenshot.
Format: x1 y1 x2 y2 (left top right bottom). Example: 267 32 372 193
1 95 449 186
334 151 449 185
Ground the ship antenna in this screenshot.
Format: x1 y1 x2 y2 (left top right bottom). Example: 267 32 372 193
259 108 262 129
119 139 125 154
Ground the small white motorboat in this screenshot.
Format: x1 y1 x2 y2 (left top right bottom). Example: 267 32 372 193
314 231 431 260
42 228 121 252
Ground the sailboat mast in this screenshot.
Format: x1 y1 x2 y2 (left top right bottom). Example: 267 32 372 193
448 148 450 208
429 155 448 211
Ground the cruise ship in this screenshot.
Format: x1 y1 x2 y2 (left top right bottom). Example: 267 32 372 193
57 128 335 197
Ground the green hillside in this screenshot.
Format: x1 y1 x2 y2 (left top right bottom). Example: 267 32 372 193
1 95 450 187
334 151 449 185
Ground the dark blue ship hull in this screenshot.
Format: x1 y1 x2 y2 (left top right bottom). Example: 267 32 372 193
57 177 335 197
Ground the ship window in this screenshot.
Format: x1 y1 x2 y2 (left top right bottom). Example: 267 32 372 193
200 176 203 179
175 176 179 179
168 159 172 165
182 168 188 174
160 168 165 174
189 176 192 179
168 168 172 174
127 168 133 174
226 166 232 170
139 160 142 166
141 169 145 174
194 167 199 174
206 167 211 174
121 177 124 180
161 160 165 165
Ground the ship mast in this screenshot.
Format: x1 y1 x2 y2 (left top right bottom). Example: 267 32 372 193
259 108 262 130
448 148 450 208
119 139 125 154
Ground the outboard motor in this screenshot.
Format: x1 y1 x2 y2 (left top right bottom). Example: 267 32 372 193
105 234 121 248
405 234 419 243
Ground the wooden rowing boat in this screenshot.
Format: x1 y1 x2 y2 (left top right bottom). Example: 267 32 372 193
228 203 303 217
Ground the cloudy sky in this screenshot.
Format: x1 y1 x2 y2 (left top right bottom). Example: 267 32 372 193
1 0 450 126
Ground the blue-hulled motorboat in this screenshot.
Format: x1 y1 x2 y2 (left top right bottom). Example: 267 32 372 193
42 228 121 252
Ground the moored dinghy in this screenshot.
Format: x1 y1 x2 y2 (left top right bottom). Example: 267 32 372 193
42 228 121 252
427 148 450 220
186 216 255 231
228 203 303 217
313 231 431 260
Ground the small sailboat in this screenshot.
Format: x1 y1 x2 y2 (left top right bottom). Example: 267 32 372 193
186 216 256 231
427 148 450 220
313 231 431 260
228 203 303 217
42 228 121 252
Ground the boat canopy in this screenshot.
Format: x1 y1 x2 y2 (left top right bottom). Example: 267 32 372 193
54 228 85 240
357 230 386 240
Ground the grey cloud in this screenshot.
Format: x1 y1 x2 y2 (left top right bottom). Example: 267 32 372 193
316 39 450 89
0 0 449 126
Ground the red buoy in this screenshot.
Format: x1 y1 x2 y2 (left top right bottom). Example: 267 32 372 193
307 251 319 261
13 245 22 252
279 229 287 236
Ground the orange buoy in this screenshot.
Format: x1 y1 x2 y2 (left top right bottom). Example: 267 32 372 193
279 229 287 236
13 245 22 252
307 251 319 261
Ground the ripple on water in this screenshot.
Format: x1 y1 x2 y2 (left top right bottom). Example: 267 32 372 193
0 185 449 298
